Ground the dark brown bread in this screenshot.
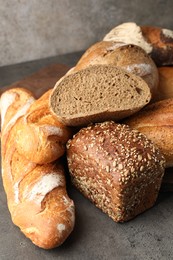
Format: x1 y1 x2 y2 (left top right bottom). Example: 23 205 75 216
50 65 151 126
73 41 158 98
67 121 165 222
103 22 173 66
124 98 173 168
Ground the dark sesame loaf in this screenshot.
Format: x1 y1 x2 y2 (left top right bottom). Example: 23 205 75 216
50 65 151 126
67 121 165 222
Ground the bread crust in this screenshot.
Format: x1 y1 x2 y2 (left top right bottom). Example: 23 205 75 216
103 22 173 66
1 88 75 249
124 98 173 167
155 67 173 101
73 41 158 98
67 121 165 222
15 89 72 164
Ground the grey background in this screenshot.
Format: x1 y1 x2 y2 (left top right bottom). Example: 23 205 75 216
0 0 173 67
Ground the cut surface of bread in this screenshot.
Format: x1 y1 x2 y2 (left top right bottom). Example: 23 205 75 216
50 65 151 126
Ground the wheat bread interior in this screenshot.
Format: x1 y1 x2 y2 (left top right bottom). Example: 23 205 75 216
50 65 151 126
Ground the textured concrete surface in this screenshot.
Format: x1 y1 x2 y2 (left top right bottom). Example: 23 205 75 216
0 52 173 260
0 0 173 66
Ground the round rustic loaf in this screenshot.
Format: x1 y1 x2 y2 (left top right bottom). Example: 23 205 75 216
67 121 165 222
155 67 173 101
72 41 158 99
124 98 173 168
103 22 173 66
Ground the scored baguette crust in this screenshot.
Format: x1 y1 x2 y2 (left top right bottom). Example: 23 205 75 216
103 22 173 66
72 41 158 98
67 121 165 222
14 89 72 164
124 98 173 168
50 65 151 127
1 88 75 249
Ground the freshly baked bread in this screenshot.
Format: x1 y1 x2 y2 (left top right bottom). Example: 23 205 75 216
155 67 173 101
124 98 173 168
67 121 165 222
0 88 75 249
15 89 72 164
73 41 158 98
103 22 173 66
50 65 151 126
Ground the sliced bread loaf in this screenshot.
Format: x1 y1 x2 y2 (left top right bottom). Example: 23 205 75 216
50 65 151 126
72 42 158 99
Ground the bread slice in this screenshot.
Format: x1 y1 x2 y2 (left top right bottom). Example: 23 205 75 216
50 65 151 126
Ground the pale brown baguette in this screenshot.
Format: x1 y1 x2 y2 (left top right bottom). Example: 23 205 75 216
50 65 151 127
15 89 72 164
72 41 158 99
1 88 75 249
67 121 165 222
103 22 173 66
124 98 173 168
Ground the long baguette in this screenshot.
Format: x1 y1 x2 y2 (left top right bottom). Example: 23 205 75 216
0 88 75 249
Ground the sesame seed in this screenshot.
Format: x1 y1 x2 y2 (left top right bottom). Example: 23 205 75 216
118 164 123 170
106 165 110 173
138 155 142 161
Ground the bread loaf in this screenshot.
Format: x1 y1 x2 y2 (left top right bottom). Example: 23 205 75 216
124 98 173 168
1 88 75 249
15 89 72 164
67 121 165 222
103 22 173 66
50 65 151 126
73 41 158 98
155 67 173 101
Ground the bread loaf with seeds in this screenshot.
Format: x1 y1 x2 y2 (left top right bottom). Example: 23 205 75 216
72 41 158 99
67 121 165 222
0 88 75 249
50 65 151 126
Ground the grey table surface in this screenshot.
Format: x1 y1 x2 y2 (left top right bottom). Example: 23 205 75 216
0 52 173 260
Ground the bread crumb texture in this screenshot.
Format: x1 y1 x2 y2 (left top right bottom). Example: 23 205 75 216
50 65 151 126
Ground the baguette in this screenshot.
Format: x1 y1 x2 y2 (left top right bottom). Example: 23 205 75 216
15 89 72 164
0 88 75 249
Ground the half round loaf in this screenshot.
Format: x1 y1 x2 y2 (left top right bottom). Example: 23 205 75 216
73 41 158 99
124 98 173 168
50 65 151 126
